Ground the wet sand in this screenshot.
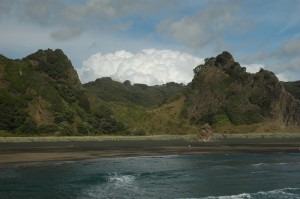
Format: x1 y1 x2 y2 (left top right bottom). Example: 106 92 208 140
1 136 300 164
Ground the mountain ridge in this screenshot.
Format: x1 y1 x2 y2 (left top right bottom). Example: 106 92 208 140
0 49 300 135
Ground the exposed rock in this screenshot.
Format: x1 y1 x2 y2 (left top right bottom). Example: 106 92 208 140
184 51 300 128
196 123 214 142
215 51 235 67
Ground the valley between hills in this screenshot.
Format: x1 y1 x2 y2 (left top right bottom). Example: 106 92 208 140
1 49 300 137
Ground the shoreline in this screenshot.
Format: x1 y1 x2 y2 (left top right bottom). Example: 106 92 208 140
1 134 300 165
1 132 300 143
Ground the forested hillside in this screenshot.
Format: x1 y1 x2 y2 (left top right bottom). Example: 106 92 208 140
184 51 300 132
1 49 300 136
0 49 127 135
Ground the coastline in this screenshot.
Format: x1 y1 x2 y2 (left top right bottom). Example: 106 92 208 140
1 133 300 164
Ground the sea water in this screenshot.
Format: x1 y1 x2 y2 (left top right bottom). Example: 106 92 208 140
0 153 300 199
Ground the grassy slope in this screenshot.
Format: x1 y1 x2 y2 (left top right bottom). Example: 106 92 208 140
108 96 198 135
84 77 185 108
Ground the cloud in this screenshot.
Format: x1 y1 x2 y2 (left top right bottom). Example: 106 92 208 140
50 27 83 41
1 0 300 83
60 0 117 23
156 0 247 49
23 0 62 25
0 0 15 16
241 37 300 81
79 49 285 84
78 49 203 85
1 0 179 41
242 64 265 74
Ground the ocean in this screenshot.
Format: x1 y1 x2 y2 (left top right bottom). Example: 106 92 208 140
0 153 300 199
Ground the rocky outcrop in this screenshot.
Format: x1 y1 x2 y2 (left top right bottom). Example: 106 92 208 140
196 123 214 142
25 49 82 89
184 51 300 127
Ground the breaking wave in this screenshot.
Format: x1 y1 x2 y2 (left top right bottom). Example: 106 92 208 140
108 172 136 187
200 187 300 199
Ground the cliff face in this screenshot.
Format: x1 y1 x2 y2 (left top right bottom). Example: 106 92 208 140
184 51 300 127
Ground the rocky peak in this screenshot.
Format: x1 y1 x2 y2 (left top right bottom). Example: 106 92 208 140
25 49 82 88
193 51 245 75
215 51 235 67
185 51 300 130
25 49 68 65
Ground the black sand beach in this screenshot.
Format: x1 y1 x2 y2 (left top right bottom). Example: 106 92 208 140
1 136 300 164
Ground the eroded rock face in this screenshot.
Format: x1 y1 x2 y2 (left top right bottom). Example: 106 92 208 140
184 51 300 127
196 123 214 142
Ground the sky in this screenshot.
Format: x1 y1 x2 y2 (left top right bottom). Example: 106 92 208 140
1 0 300 85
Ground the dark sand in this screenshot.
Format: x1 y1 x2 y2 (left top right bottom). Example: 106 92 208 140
1 138 300 164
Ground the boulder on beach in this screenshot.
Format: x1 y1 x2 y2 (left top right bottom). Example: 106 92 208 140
196 123 214 142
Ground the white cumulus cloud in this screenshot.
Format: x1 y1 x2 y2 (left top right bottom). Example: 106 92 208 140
242 64 265 74
242 63 292 81
78 49 203 85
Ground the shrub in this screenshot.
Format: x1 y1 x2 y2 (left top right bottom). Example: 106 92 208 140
58 121 74 136
225 105 247 125
19 117 37 133
77 122 90 135
0 93 27 131
131 129 147 136
212 113 231 127
36 124 59 134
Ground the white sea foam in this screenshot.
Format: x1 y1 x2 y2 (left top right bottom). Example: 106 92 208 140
176 193 251 199
252 163 264 167
198 187 300 199
108 172 136 187
254 187 300 198
276 162 288 165
201 193 251 199
79 172 140 198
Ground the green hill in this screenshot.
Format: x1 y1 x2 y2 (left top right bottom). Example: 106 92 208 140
183 51 300 133
0 49 127 136
0 49 300 136
84 77 185 108
83 75 193 135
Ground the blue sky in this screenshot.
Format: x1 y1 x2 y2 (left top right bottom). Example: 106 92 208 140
0 0 300 84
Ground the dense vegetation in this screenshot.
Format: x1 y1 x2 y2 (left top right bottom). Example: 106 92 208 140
184 51 300 131
0 49 129 135
0 49 299 136
84 77 185 108
283 81 300 100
